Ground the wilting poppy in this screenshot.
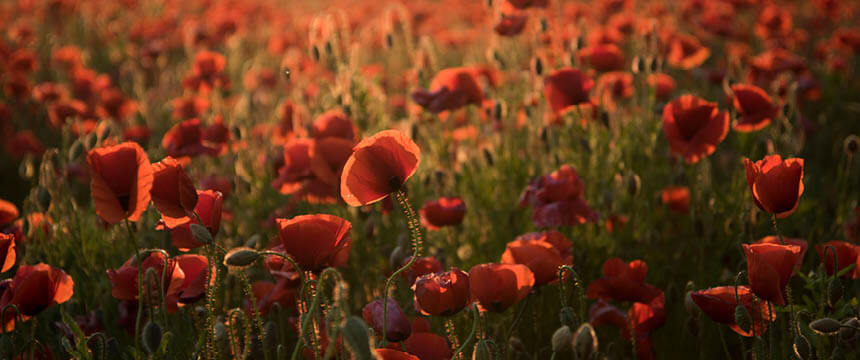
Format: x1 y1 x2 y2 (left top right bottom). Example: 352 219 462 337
161 119 220 158
86 142 153 224
501 231 573 286
151 157 198 228
419 197 466 230
0 234 15 273
106 251 184 302
518 164 598 228
0 264 73 331
662 95 729 164
816 241 860 279
276 214 352 272
543 68 594 117
469 263 534 312
660 186 690 214
166 254 213 313
0 199 18 226
731 84 779 132
375 349 419 360
587 258 660 303
312 110 357 141
401 256 443 286
411 67 486 114
690 286 776 337
340 130 421 206
412 268 470 316
743 155 804 218
743 243 803 305
363 297 411 342
156 190 223 251
666 33 710 70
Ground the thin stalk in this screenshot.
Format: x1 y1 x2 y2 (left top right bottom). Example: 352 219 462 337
504 294 530 360
380 189 423 346
238 272 266 358
452 304 480 360
771 215 784 245
124 220 145 358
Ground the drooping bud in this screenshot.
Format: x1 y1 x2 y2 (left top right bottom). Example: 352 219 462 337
809 318 842 335
224 247 260 267
142 321 162 354
342 316 373 360
572 323 597 359
792 333 812 360
551 325 572 353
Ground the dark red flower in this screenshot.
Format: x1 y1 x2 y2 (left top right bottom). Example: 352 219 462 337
494 13 528 37
5 130 46 160
756 236 808 270
543 68 594 116
411 67 488 114
161 119 221 158
248 280 297 315
587 258 659 303
468 263 534 312
106 251 184 302
662 95 729 164
731 84 779 132
86 142 153 224
816 241 860 279
744 155 804 218
340 130 421 206
580 44 625 72
412 268 470 316
151 157 198 228
0 234 16 273
501 231 572 286
363 297 412 342
419 197 466 230
402 332 452 360
156 190 223 251
743 242 803 306
166 254 213 313
0 263 74 331
519 164 598 227
276 214 352 272
401 256 443 286
690 286 776 337
660 186 690 214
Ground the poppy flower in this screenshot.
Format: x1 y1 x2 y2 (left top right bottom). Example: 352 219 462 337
0 233 15 272
151 157 198 228
743 155 804 218
647 73 676 101
494 13 528 37
412 268 470 316
518 164 598 227
0 263 74 331
401 256 443 286
5 131 46 160
86 142 153 224
156 190 223 251
309 137 355 186
660 186 690 214
501 231 573 286
816 241 860 278
166 254 213 313
468 263 534 312
375 349 419 360
161 119 221 158
123 125 151 145
97 89 138 122
411 67 486 114
690 286 776 337
594 71 634 111
200 174 233 199
543 68 594 116
507 0 548 9
587 258 659 303
743 243 803 306
0 199 18 226
662 95 729 164
182 51 229 93
363 297 412 342
419 197 466 230
402 332 452 360
106 251 185 302
312 110 356 141
666 33 710 70
579 44 626 72
32 82 67 103
276 214 352 272
247 280 297 315
755 236 808 270
272 138 315 195
171 96 210 120
731 84 779 132
340 130 421 207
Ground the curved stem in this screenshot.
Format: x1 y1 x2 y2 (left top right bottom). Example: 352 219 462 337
452 304 480 360
291 268 343 360
558 265 585 320
381 190 423 346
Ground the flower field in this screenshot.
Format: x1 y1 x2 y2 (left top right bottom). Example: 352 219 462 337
1 0 860 359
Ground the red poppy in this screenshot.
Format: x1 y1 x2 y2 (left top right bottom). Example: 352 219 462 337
363 297 412 342
401 256 443 286
731 84 779 132
589 299 628 329
580 44 626 72
662 95 729 164
375 349 419 360
276 214 352 272
402 332 452 360
743 243 803 306
501 231 573 286
5 131 46 160
106 251 184 302
32 82 67 103
0 199 18 226
182 51 229 93
647 73 676 101
816 241 860 279
171 96 210 121
755 236 808 269
594 71 633 111
272 138 314 195
412 268 470 316
660 186 690 214
97 88 138 122
151 157 198 228
123 125 151 145
200 174 233 199
0 263 74 331
340 130 421 206
0 233 15 273
666 33 710 70
156 190 223 251
587 258 659 303
755 5 793 40
419 197 466 230
309 137 355 186
494 14 528 37
518 164 598 228
543 68 594 116
468 263 534 312
86 142 153 224
507 0 548 9
312 110 357 141
161 119 221 158
411 67 487 114
690 286 776 337
248 280 297 315
166 254 212 313
743 155 804 218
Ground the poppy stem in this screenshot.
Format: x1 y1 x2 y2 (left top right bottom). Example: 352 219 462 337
503 293 530 359
238 271 266 358
444 318 462 358
259 251 306 298
452 304 480 360
124 219 145 358
770 214 784 245
380 190 423 347
558 265 586 321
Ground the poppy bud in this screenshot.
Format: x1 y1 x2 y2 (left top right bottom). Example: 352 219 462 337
342 316 373 359
245 234 261 249
214 321 226 341
734 305 752 334
142 321 162 354
385 33 394 48
572 323 597 359
844 135 859 155
540 18 549 32
311 46 320 62
263 320 278 349
533 57 543 76
37 187 51 211
190 223 214 245
224 247 260 267
231 125 242 140
809 318 841 335
483 148 495 166
793 333 812 360
551 325 572 353
324 41 333 55
559 306 578 327
625 173 641 198
69 139 83 161
85 132 98 150
839 318 860 342
827 277 843 307
98 125 112 142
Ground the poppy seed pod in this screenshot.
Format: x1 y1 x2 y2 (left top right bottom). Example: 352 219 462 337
224 247 260 267
142 321 162 354
551 325 572 353
809 318 841 335
572 323 597 359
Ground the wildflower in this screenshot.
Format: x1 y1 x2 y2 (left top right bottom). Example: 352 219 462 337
86 142 153 224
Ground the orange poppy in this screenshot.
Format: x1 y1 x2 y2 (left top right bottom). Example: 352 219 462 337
161 119 221 158
730 84 779 132
662 95 729 164
156 190 223 251
363 297 412 342
647 73 676 101
165 254 212 313
468 263 534 312
106 251 184 302
660 186 690 214
579 44 626 72
0 263 74 331
743 242 803 306
690 286 776 337
412 267 470 316
340 130 420 207
312 110 357 141
0 199 18 226
666 33 710 70
276 214 352 272
0 233 15 273
309 137 355 186
86 142 153 224
755 236 808 269
272 138 314 195
151 157 198 228
543 68 594 117
5 131 45 160
743 155 804 218
501 231 572 286
816 241 860 279
419 197 466 230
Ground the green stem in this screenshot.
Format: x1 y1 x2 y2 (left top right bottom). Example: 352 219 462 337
771 215 784 245
452 304 480 360
239 272 266 358
124 220 145 358
504 294 530 360
381 189 423 346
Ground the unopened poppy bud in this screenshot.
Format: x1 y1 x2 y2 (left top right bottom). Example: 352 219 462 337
385 33 394 48
85 132 98 150
142 321 162 354
245 234 261 249
69 139 84 161
224 247 260 267
190 223 214 245
559 306 578 327
839 318 859 342
494 101 504 121
828 277 843 307
844 135 859 155
389 245 406 270
342 316 373 359
627 173 641 198
631 56 643 74
311 46 320 62
793 333 812 360
472 339 495 360
263 320 278 348
734 305 752 334
231 125 242 140
214 321 226 341
98 125 111 142
483 148 495 166
324 41 333 55
37 187 51 211
781 103 792 118
551 325 572 353
684 291 700 317
533 57 543 76
540 18 549 32
573 323 597 359
809 318 841 335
